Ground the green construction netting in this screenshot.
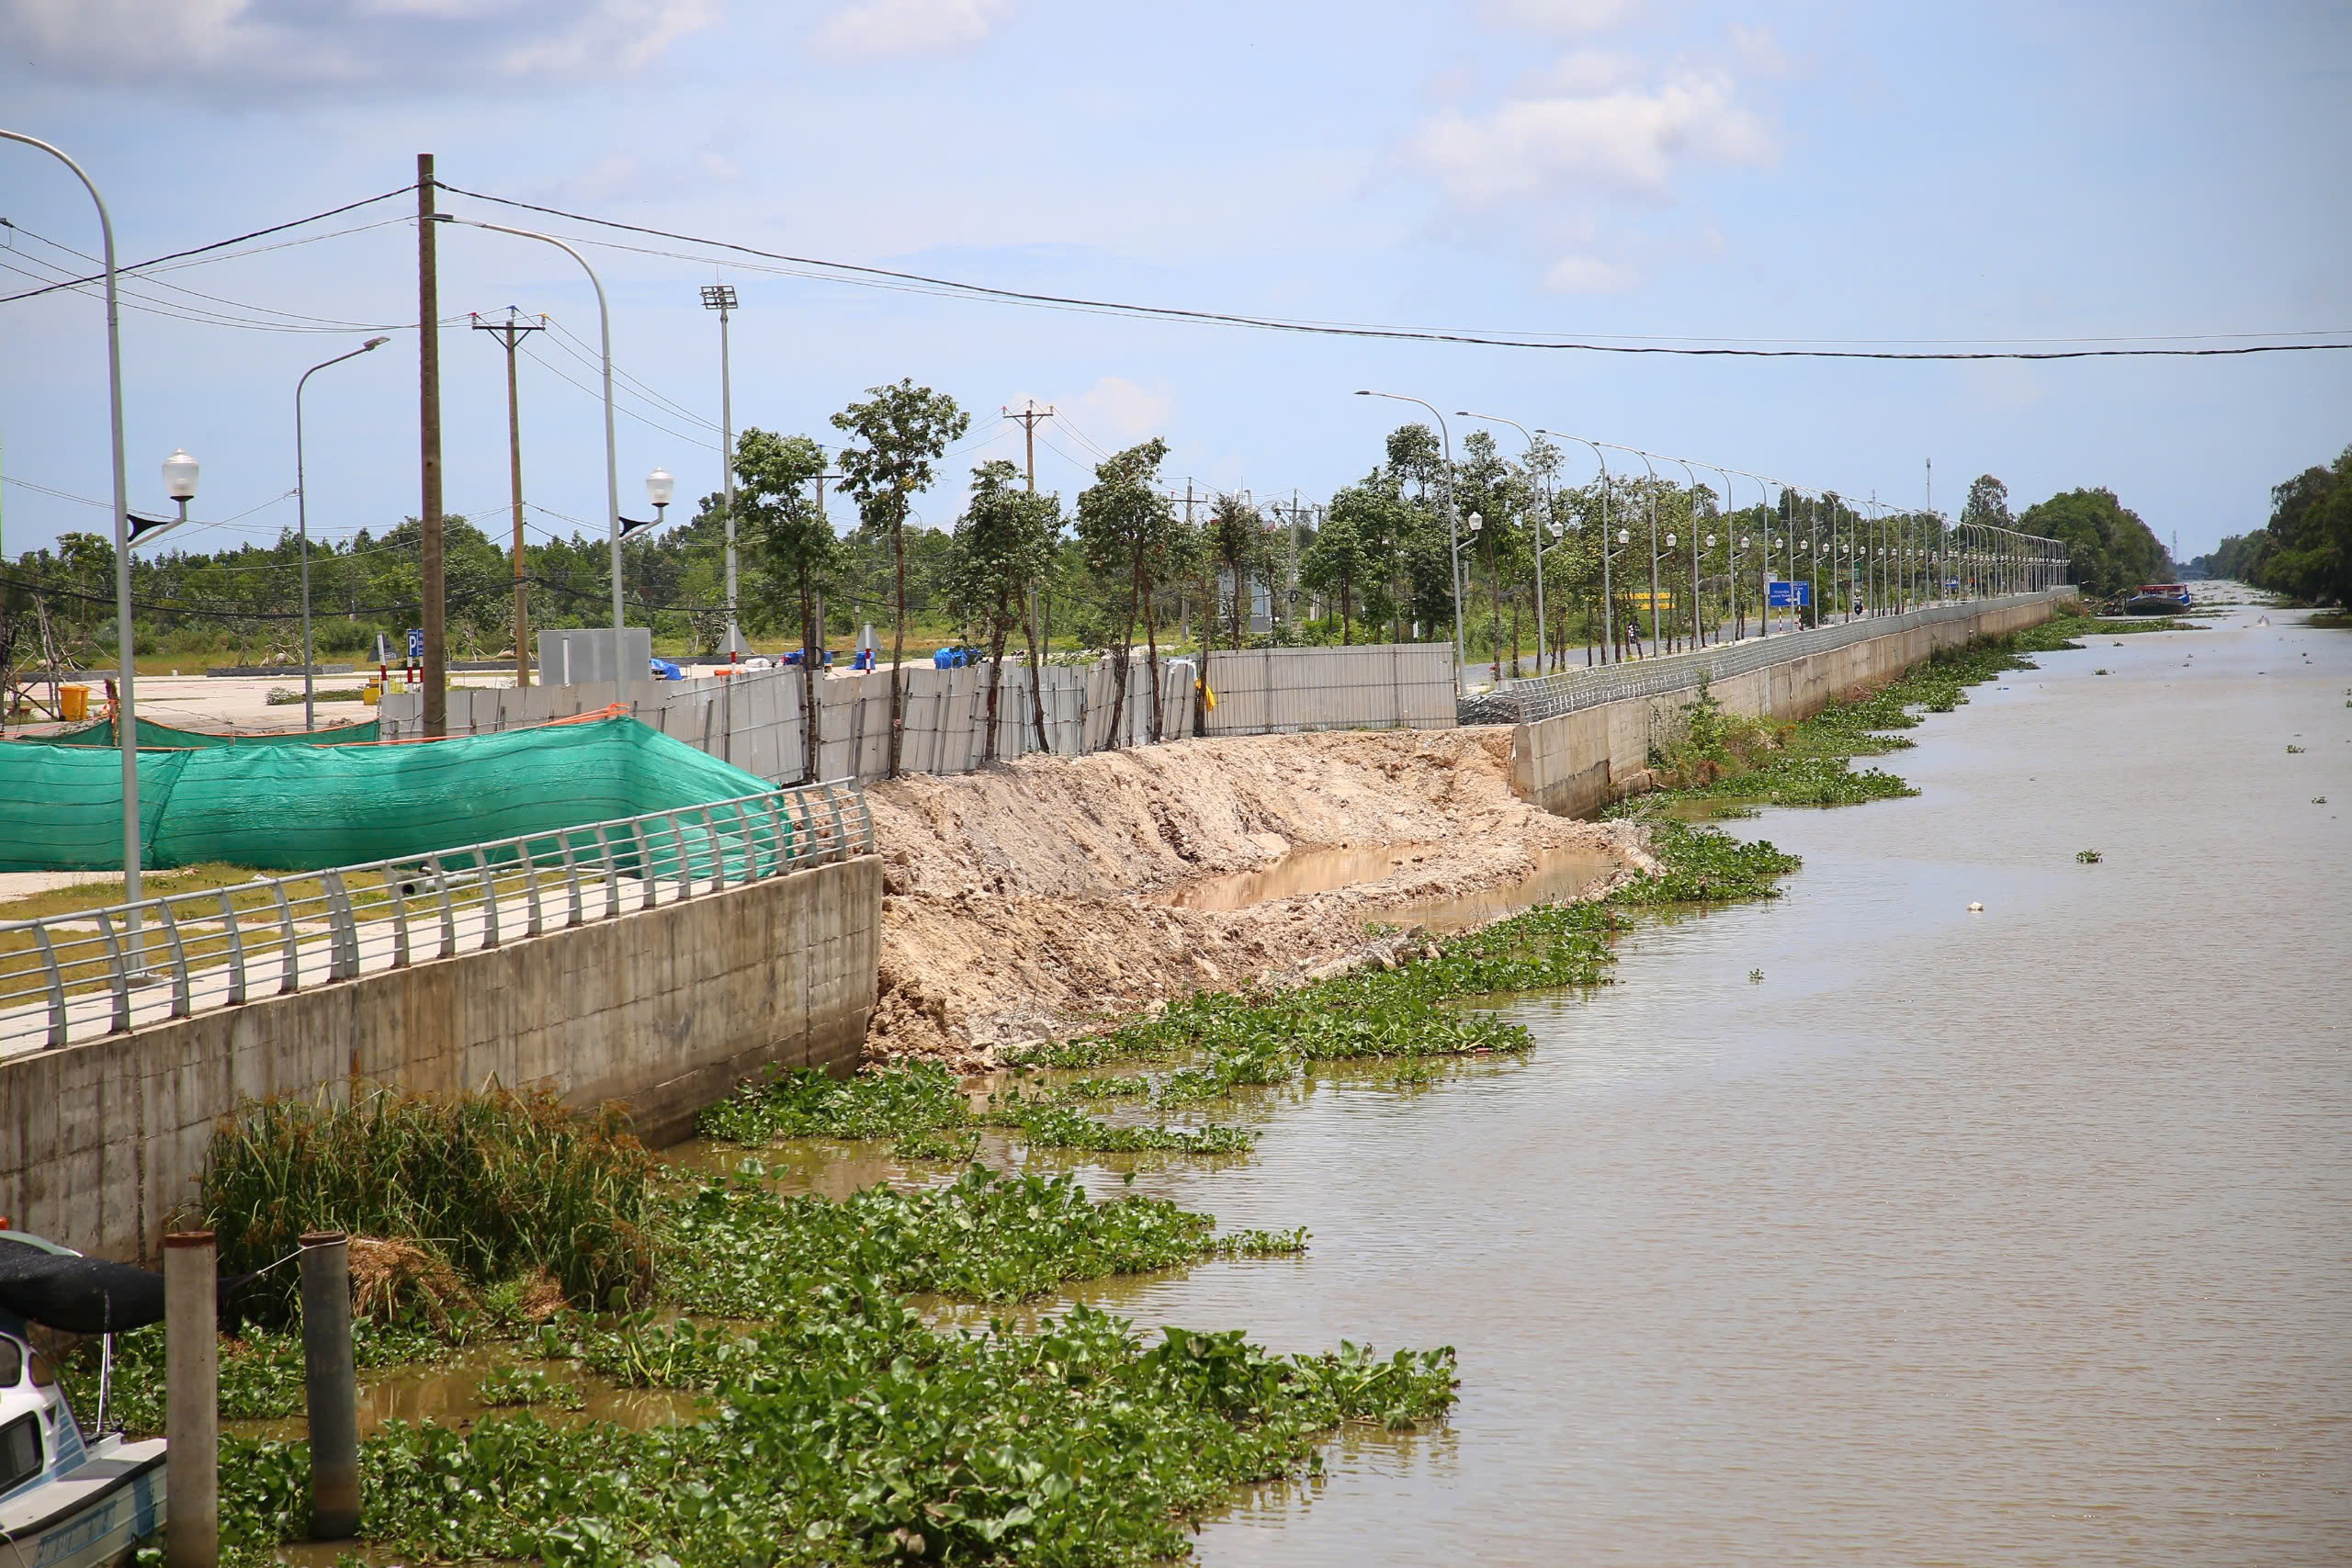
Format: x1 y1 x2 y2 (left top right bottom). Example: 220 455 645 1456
36 715 380 748
0 715 786 874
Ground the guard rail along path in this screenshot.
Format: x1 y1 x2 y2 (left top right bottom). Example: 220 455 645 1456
1498 591 2075 723
0 778 872 1057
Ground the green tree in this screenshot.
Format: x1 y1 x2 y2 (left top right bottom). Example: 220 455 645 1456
949 459 1061 761
2256 446 2352 607
1961 474 2012 531
1203 492 1270 652
2018 486 2166 599
1076 438 1184 744
734 428 834 780
831 379 970 776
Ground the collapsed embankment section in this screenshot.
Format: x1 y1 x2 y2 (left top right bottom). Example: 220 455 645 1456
863 729 1643 1064
1513 595 2070 817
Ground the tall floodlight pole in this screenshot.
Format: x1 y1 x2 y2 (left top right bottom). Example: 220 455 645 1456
700 284 742 658
1458 412 1549 673
295 337 390 730
1538 431 1614 664
442 216 629 706
1356 391 1465 693
1 130 151 918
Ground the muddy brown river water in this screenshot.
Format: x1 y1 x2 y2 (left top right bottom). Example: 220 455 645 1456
1055 603 2349 1566
293 604 2348 1565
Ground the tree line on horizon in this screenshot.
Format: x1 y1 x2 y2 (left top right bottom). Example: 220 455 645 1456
2197 445 2350 608
4 373 2202 737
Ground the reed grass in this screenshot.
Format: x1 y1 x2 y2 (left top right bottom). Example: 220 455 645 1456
197 1086 659 1322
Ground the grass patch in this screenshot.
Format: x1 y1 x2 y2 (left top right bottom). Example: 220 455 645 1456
198 1087 660 1323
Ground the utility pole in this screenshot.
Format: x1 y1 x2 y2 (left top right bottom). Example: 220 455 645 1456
1004 401 1055 492
416 153 447 736
701 285 741 657
472 308 545 687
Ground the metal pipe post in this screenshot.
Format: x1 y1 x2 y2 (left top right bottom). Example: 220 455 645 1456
300 1234 360 1539
165 1230 218 1568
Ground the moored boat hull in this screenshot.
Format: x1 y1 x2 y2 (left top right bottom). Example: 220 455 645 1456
0 1438 166 1568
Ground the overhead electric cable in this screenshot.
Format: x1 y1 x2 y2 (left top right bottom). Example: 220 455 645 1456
430 181 2352 361
0 186 412 305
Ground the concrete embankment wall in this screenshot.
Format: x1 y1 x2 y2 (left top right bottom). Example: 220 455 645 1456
0 855 881 1263
1512 598 2065 818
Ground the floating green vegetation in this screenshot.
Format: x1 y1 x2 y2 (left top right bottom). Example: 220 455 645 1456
2076 849 2103 863
1621 612 2115 821
475 1363 587 1411
57 1316 450 1438
220 1312 1453 1567
698 1058 971 1145
198 1087 660 1322
696 1061 1257 1157
2286 743 2306 753
659 1164 1304 1317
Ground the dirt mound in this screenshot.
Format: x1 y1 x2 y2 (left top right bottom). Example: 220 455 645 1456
863 728 1648 1065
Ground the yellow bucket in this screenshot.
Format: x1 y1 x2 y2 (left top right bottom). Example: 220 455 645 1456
363 682 382 707
59 684 90 722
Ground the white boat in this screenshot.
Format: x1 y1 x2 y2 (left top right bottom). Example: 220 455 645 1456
0 1234 168 1566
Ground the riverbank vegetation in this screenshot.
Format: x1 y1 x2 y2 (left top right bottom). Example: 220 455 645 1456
2201 443 2350 608
1627 608 2150 818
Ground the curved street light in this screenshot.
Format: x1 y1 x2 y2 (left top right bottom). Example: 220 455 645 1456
1536 430 1617 663
439 214 634 705
295 336 391 730
1 129 151 920
1356 391 1466 692
1458 411 1552 674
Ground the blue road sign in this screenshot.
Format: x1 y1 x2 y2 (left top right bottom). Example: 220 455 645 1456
405 627 424 661
1767 580 1812 608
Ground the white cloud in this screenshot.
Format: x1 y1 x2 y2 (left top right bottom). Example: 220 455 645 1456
1416 67 1774 203
1532 48 1643 96
1480 0 1640 37
814 0 1008 60
0 0 715 86
1544 254 1638 293
1061 377 1173 449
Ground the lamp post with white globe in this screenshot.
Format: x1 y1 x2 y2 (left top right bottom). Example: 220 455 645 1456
295 337 390 729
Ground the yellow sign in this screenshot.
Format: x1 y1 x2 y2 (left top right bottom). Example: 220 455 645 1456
1625 591 1677 609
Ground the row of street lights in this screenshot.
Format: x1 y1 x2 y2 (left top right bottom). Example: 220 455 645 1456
1353 389 2070 683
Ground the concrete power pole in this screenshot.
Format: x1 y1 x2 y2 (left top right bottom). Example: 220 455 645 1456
416 153 447 736
1005 400 1055 492
702 285 741 657
472 308 544 688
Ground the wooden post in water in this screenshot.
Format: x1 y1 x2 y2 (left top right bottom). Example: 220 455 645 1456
164 1231 218 1568
300 1233 360 1539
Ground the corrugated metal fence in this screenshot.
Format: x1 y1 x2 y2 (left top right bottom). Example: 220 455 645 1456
383 646 1437 783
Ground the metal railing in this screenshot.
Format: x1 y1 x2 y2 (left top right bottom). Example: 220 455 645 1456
1498 590 2073 724
0 779 872 1057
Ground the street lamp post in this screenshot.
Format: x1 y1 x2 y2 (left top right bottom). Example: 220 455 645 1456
1355 391 1466 692
440 215 643 705
295 337 390 731
700 284 742 659
1 130 148 914
1538 432 1615 664
1457 412 1550 675
1668 458 1704 648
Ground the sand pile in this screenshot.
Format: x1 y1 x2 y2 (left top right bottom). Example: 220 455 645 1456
862 727 1649 1066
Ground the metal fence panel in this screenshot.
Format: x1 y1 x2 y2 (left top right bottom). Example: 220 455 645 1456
1204 643 1455 736
0 777 872 1059
1498 591 2068 723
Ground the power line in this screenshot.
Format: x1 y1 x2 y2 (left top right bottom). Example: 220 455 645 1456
2 219 406 332
0 186 412 306
430 180 2352 362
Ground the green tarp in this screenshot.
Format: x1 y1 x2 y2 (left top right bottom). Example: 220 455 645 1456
37 715 380 748
0 715 780 874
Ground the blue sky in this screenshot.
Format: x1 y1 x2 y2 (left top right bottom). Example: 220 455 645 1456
2 0 2346 564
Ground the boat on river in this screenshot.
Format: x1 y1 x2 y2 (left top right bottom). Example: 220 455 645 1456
2121 583 2193 615
0 1233 168 1566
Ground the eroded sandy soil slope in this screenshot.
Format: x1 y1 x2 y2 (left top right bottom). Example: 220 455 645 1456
862 727 1648 1065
